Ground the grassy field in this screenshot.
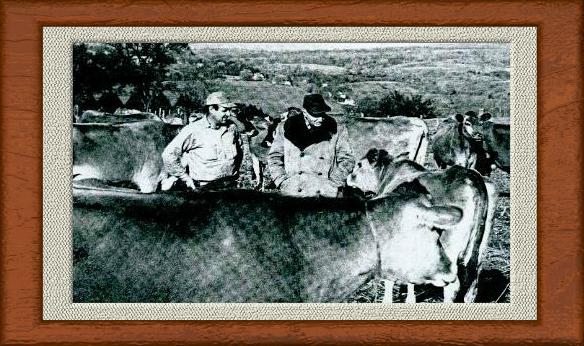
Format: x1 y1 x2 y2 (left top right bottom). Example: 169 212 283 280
210 79 346 115
184 44 509 118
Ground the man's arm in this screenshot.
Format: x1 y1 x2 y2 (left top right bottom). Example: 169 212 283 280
329 125 356 187
161 127 196 184
267 123 287 187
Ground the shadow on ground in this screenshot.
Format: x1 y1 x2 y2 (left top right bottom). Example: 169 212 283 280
475 269 510 303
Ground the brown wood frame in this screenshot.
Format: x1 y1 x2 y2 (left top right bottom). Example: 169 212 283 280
1 0 582 344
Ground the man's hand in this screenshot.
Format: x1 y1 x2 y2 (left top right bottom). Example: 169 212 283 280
181 174 197 191
336 186 345 198
160 175 178 191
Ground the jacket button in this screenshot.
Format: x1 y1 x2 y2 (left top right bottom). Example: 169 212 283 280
318 172 323 176
298 188 303 192
300 152 305 157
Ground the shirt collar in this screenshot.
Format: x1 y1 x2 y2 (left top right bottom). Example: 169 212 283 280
303 109 313 130
203 116 226 131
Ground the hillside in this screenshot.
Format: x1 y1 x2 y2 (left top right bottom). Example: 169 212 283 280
210 79 345 115
187 44 510 117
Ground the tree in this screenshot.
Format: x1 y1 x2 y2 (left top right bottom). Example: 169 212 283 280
378 90 437 118
355 91 437 118
356 96 383 117
239 68 253 81
73 43 188 112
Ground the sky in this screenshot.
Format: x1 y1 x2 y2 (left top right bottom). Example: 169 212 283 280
188 43 508 51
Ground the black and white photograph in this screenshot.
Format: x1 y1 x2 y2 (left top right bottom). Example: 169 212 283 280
71 42 511 304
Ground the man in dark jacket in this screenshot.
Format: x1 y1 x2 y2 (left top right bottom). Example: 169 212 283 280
268 94 355 197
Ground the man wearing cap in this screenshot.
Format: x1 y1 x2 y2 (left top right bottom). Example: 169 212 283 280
267 94 355 198
161 91 243 191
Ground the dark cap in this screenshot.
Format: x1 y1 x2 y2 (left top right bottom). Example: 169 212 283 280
303 94 331 116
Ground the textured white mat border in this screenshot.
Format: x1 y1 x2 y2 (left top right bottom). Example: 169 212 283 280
42 26 536 320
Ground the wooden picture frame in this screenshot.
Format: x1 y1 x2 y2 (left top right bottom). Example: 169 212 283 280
1 0 582 344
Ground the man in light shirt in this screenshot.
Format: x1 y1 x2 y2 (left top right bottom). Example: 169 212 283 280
161 92 243 191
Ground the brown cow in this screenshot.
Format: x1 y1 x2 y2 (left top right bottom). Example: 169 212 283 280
73 120 181 193
432 112 491 175
77 109 161 124
346 148 498 303
72 187 462 302
479 115 510 174
338 115 429 166
73 110 261 192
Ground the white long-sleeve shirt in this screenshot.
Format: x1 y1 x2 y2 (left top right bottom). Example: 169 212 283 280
162 117 243 184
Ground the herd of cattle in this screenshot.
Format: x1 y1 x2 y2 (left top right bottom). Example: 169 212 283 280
72 109 510 303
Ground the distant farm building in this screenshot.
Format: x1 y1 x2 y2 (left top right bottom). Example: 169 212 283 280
224 75 242 81
252 73 265 81
272 74 292 86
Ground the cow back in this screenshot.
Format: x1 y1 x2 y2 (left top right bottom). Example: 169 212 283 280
73 120 181 184
335 116 428 164
73 188 376 303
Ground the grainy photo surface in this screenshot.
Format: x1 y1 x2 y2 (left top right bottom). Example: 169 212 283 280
72 42 510 304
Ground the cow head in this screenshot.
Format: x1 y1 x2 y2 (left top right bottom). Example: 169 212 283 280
260 107 302 148
346 148 412 197
346 148 392 197
367 190 460 286
456 111 491 141
229 104 260 137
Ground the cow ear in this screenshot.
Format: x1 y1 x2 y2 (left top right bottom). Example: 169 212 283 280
365 148 379 164
480 112 492 121
455 113 464 122
377 149 392 166
421 205 463 227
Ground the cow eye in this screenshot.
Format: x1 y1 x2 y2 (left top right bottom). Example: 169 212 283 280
357 162 362 168
465 121 471 126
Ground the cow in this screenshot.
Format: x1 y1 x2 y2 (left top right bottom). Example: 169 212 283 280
236 114 428 190
77 109 161 124
336 116 429 166
431 112 492 175
73 120 182 193
72 187 463 303
346 148 498 303
229 106 280 190
479 116 510 174
73 109 262 192
238 108 294 190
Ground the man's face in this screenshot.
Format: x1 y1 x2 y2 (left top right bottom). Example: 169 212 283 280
305 111 325 127
208 105 232 125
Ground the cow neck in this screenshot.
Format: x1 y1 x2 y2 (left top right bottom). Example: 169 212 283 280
377 162 390 191
457 122 468 149
375 162 402 197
